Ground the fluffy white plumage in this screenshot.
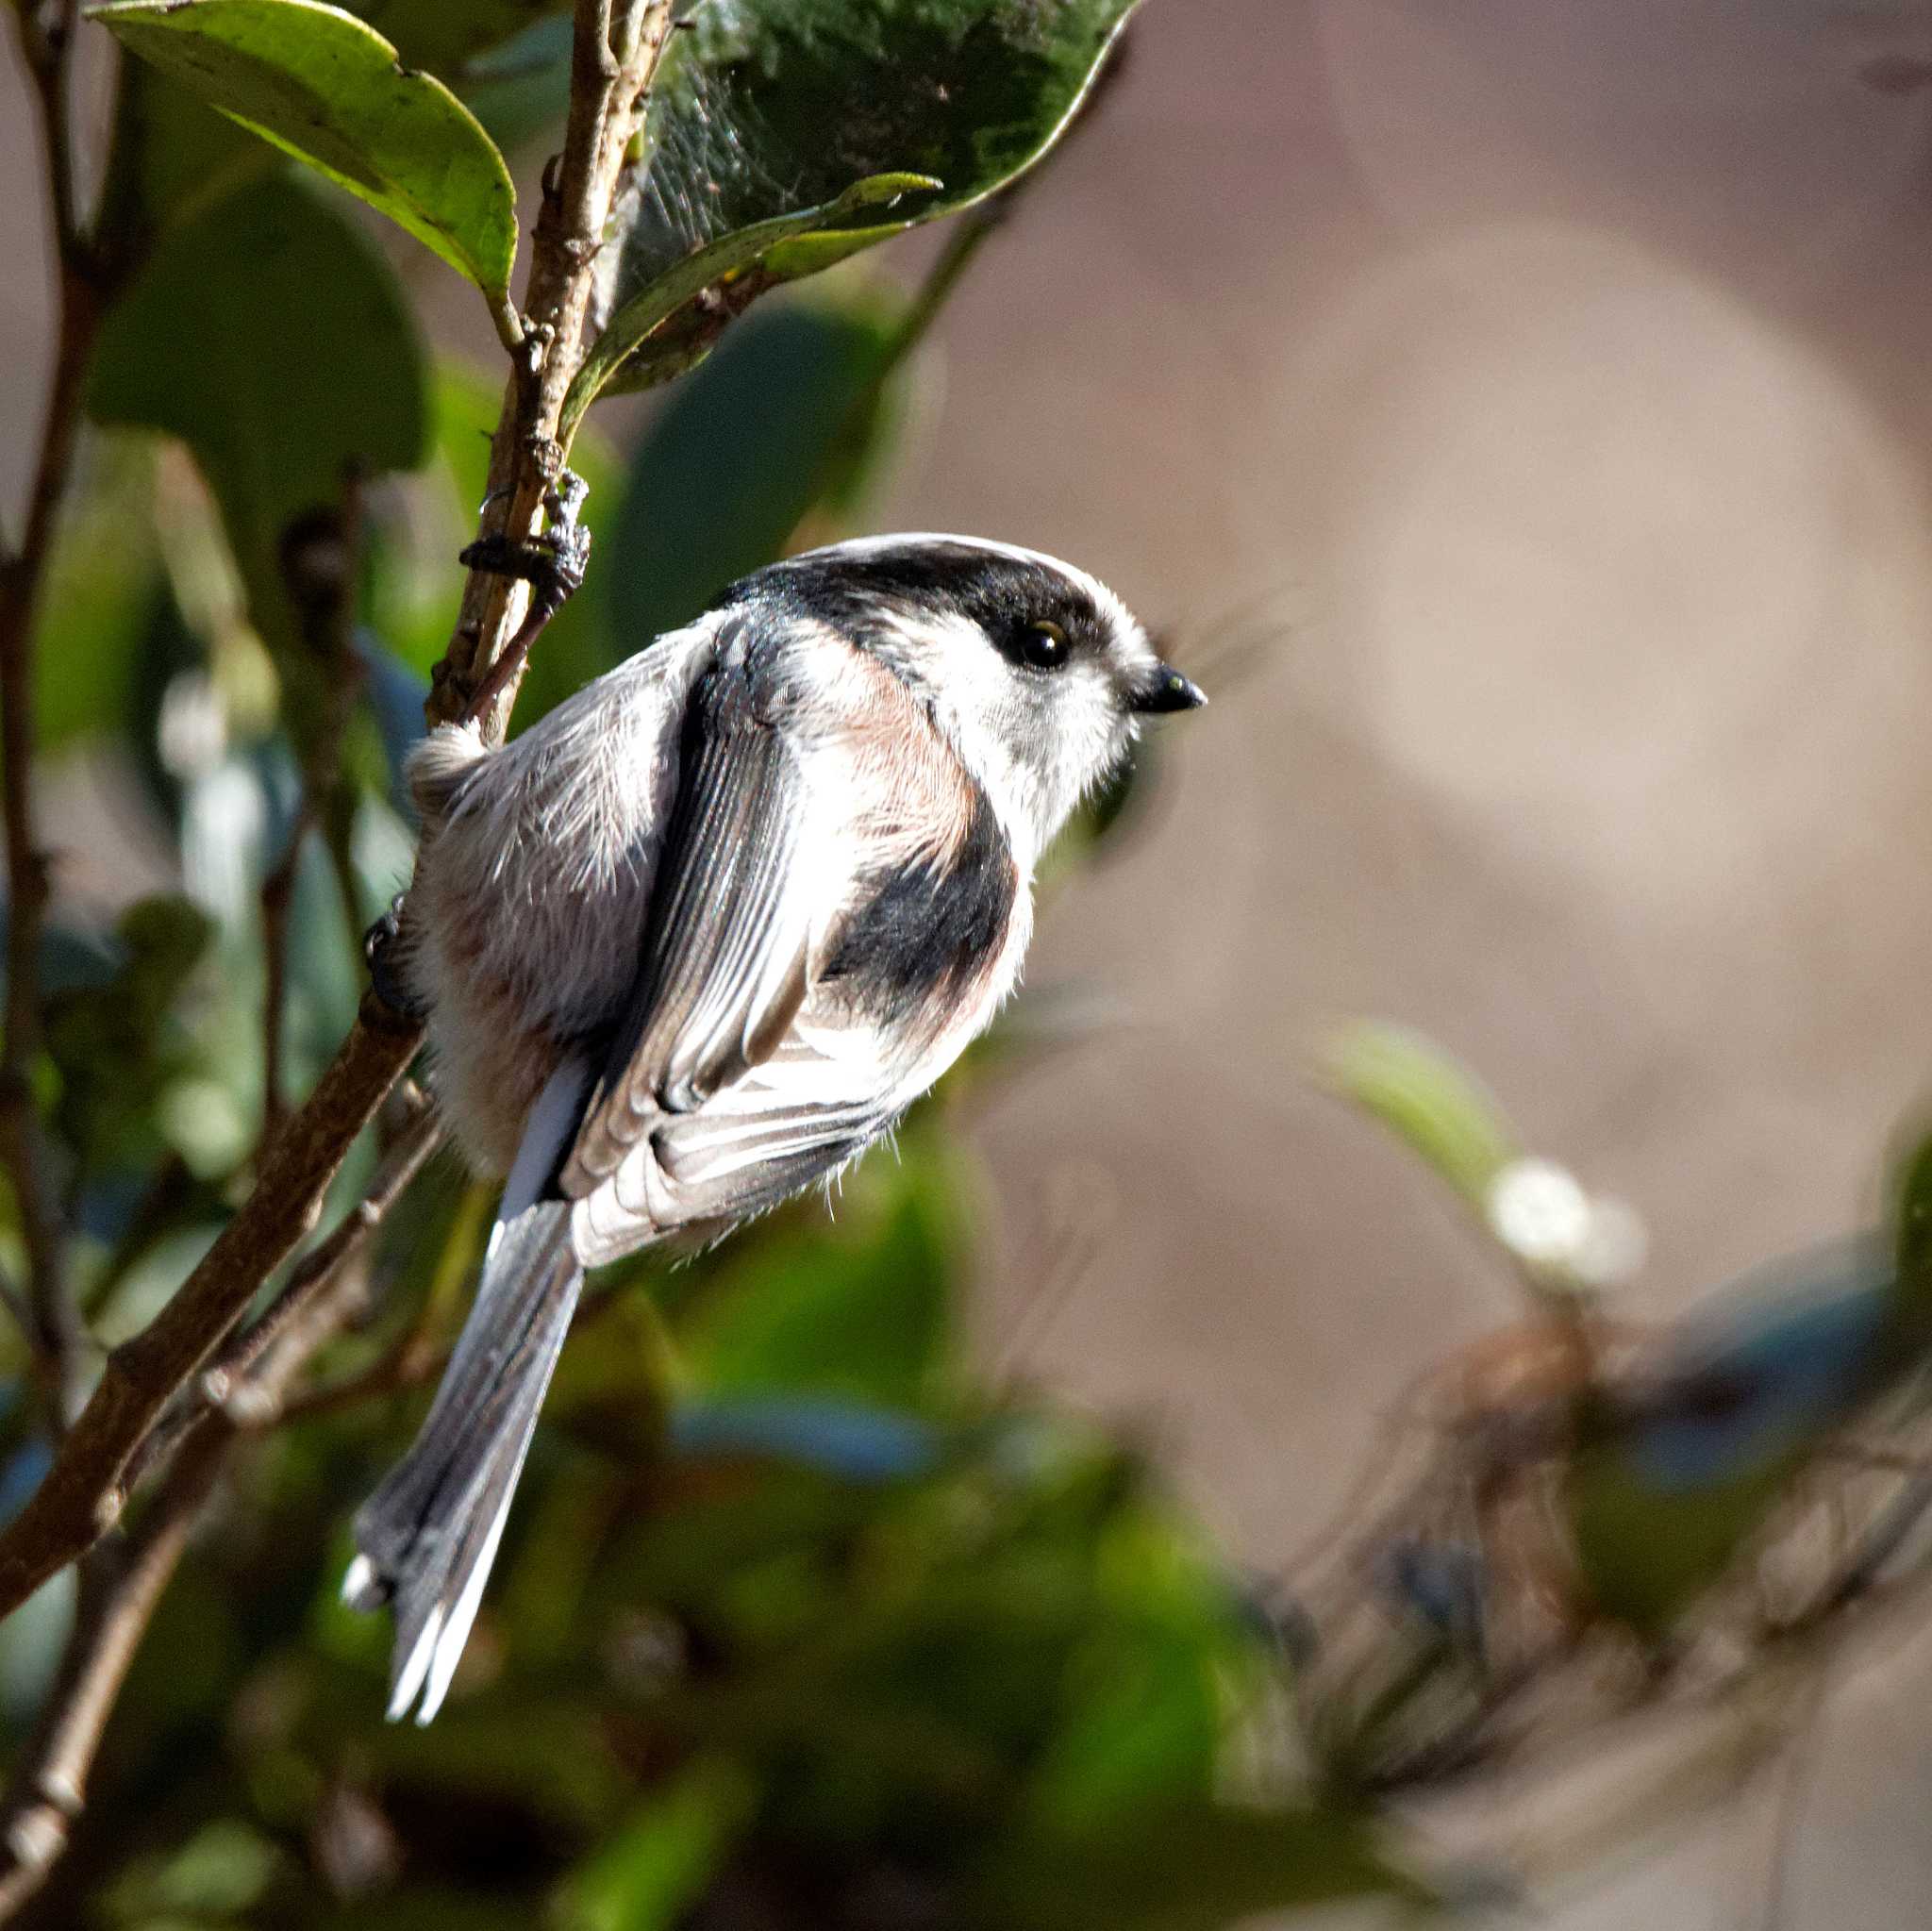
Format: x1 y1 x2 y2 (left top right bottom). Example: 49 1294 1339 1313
345 534 1203 1721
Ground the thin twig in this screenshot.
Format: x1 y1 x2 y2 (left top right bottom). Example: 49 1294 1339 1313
0 10 678 1908
0 1132 418 1918
431 0 675 739
125 1100 443 1491
0 1005 417 1619
0 0 675 1624
0 1425 226 1921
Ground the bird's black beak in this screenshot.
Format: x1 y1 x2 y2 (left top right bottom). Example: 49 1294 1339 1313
1128 662 1208 714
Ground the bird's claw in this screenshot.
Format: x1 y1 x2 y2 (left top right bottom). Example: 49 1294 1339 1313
364 895 425 1021
458 469 591 607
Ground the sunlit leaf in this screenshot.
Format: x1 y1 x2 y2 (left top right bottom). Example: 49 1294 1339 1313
92 0 520 301
609 0 1141 303
1318 1021 1523 1210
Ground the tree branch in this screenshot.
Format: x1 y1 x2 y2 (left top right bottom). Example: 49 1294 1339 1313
125 1098 443 1489
0 0 675 1619
430 0 675 738
0 1007 417 1616
0 1107 435 1918
0 1424 225 1921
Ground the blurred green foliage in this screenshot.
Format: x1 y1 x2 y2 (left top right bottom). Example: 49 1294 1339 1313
6 1125 1409 1929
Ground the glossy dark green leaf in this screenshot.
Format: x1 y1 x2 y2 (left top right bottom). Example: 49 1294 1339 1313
610 0 1141 306
606 297 904 646
92 0 520 302
89 173 428 670
562 171 937 434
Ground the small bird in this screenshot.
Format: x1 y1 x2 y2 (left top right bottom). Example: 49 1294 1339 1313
341 534 1205 1721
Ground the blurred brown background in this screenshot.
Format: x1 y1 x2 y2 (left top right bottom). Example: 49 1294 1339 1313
12 1 1932 1922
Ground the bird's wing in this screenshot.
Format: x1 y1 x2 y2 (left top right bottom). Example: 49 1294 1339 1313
560 624 877 1258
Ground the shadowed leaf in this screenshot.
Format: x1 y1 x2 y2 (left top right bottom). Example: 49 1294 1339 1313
563 171 936 426
89 173 427 676
978 1801 1421 1928
606 298 907 646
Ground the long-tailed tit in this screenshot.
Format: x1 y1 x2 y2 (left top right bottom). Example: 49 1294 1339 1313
342 534 1205 1722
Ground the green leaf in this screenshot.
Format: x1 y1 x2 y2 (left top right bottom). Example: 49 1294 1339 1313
1026 1515 1256 1828
611 0 1141 305
606 296 906 646
558 1758 758 1931
977 1802 1420 1930
1318 1021 1523 1210
91 0 519 302
354 0 566 78
44 894 218 1182
1892 1122 1932 1331
89 172 428 673
678 1135 967 1407
104 1818 282 1920
107 55 273 247
453 11 573 154
561 171 937 437
29 437 162 756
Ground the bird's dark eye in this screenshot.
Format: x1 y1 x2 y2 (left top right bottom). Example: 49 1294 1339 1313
1018 620 1069 671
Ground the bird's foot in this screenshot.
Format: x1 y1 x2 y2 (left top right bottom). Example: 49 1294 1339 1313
458 469 591 608
363 894 425 1021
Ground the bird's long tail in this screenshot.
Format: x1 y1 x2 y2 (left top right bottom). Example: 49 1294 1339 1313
342 1057 596 1723
342 1199 582 1723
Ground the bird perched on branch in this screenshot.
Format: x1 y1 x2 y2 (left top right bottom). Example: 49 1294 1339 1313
341 534 1205 1722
